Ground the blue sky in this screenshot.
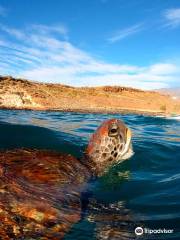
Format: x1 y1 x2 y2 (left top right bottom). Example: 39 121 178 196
0 0 180 89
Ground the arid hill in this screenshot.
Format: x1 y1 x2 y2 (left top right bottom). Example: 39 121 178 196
0 76 180 115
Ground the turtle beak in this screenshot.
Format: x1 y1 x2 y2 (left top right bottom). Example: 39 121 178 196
121 128 132 156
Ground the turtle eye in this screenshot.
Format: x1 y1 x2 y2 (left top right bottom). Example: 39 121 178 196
109 123 119 137
110 128 117 134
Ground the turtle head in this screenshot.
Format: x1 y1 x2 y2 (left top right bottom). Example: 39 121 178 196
86 119 133 176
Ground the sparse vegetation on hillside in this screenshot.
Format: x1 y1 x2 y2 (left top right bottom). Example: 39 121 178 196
160 105 167 112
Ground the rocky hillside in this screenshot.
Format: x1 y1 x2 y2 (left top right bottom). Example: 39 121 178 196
0 76 180 115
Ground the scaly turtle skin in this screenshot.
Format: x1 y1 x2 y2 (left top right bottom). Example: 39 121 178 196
0 119 133 239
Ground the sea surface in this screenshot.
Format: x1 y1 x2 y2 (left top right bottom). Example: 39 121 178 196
0 110 179 240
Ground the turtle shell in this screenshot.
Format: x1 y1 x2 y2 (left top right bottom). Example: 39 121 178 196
0 149 91 240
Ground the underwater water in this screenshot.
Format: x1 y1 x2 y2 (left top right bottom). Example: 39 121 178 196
0 109 179 240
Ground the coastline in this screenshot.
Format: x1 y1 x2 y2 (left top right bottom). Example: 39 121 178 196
1 76 179 117
0 105 170 117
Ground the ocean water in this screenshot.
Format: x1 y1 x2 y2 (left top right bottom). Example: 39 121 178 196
0 109 179 240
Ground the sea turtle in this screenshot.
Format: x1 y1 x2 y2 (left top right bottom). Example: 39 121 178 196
0 118 133 239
